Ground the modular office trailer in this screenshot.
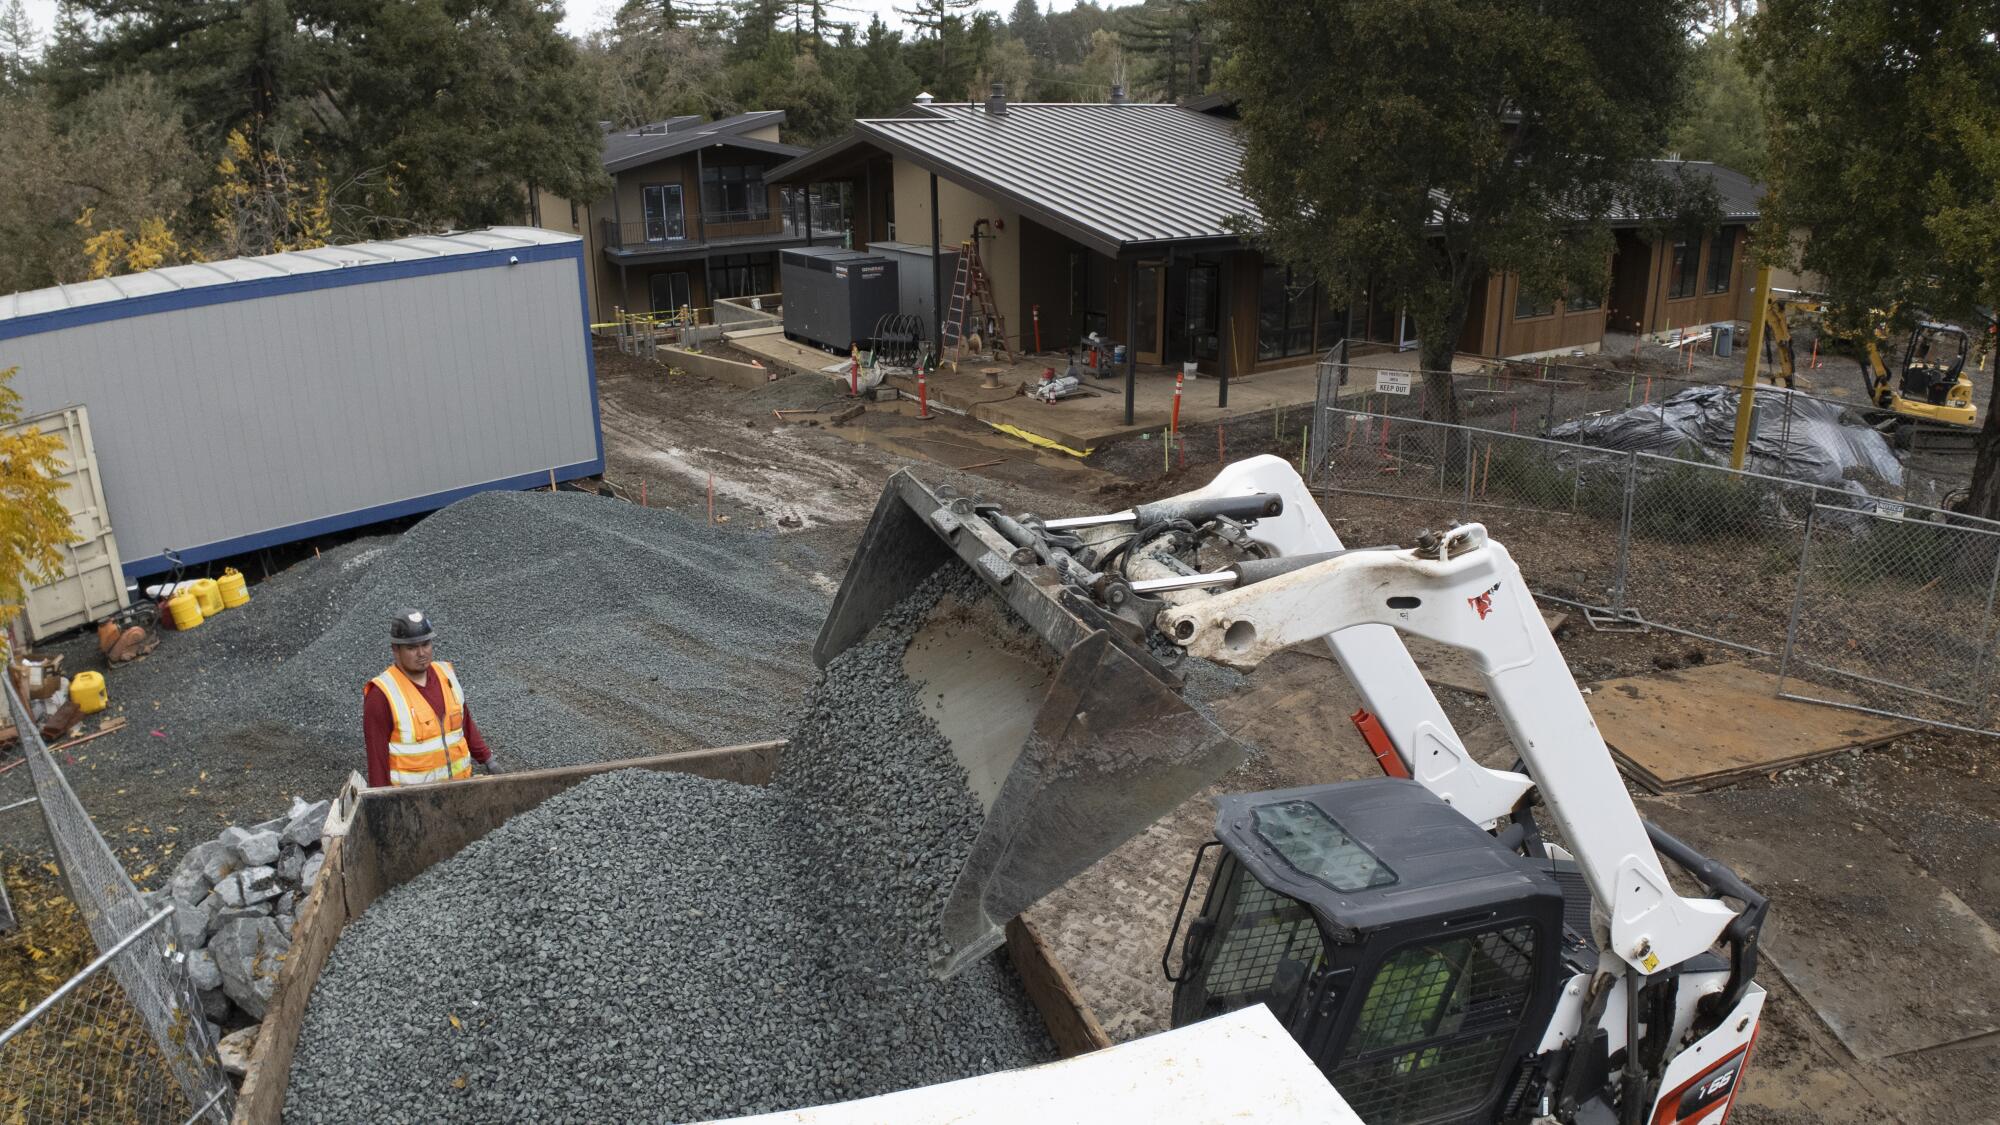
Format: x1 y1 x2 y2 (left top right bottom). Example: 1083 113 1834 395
0 228 604 579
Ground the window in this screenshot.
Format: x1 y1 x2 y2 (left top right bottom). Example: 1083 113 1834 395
701 165 769 222
642 184 685 242
1566 290 1602 312
1258 264 1318 361
1184 264 1220 361
1667 240 1697 299
711 254 774 299
1707 228 1736 294
649 271 691 312
1514 286 1556 319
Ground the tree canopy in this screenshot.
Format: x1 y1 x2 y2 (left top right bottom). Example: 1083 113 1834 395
1215 0 1709 414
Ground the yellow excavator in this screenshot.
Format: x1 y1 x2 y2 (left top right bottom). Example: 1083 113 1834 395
1762 289 1979 438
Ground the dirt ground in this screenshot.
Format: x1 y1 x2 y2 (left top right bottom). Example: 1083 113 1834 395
596 341 2000 1123
9 336 1999 1121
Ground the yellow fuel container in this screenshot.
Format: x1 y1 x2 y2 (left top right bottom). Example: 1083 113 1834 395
166 590 204 630
191 577 223 616
218 567 250 608
70 670 107 714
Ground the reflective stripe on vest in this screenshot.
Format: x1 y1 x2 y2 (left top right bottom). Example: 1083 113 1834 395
370 660 471 786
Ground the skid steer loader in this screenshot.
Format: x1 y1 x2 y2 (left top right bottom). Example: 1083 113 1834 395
822 457 1767 1124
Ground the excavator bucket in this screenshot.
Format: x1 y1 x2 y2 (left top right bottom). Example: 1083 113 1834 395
817 471 1248 976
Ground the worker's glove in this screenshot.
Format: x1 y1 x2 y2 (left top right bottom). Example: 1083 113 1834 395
482 757 503 776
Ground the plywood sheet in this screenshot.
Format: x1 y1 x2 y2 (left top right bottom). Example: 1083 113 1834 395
1643 787 2000 1060
1588 662 1915 791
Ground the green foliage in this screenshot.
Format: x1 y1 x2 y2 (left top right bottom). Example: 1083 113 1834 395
0 0 36 88
1667 24 1767 179
0 367 80 625
1214 1 1709 416
1748 2 2000 514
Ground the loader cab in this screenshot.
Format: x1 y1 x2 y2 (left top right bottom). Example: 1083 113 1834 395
1167 779 1564 1125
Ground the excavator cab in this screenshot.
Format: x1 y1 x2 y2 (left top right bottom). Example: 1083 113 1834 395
1898 321 1972 407
1166 779 1567 1125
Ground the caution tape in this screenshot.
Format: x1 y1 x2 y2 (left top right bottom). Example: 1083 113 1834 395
987 422 1093 459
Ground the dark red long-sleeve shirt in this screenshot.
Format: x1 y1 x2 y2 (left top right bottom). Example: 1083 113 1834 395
363 672 490 787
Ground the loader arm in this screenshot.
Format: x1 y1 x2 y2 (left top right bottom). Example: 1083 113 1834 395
1107 456 1533 827
1154 522 1738 976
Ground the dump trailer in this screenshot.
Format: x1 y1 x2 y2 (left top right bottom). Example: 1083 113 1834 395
236 748 1112 1124
825 457 1768 1125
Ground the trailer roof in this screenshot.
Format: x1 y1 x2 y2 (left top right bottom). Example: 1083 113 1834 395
0 227 580 325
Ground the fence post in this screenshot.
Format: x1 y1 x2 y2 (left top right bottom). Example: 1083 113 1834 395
1777 501 1821 694
1974 537 2000 726
1612 452 1638 615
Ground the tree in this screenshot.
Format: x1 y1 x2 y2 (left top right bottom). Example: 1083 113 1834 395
1747 1 2000 516
581 5 731 127
1123 0 1214 102
1667 23 1767 178
66 0 607 233
0 367 80 630
0 0 37 88
1215 1 1704 420
896 0 978 96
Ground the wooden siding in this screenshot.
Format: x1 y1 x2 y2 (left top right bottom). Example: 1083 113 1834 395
1610 223 1755 337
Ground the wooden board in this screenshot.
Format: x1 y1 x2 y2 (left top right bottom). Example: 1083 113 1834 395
1005 917 1114 1057
234 742 1111 1123
1586 662 1916 792
1644 787 2000 1060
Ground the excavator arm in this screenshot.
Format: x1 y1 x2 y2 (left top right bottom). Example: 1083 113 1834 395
1152 521 1738 977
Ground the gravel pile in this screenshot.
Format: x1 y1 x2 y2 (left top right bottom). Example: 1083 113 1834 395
27 490 836 849
286 569 1056 1123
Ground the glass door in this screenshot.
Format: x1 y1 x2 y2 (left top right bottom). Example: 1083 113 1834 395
642 184 685 242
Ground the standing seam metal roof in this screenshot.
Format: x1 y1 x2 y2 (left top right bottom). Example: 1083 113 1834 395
852 103 1256 255
0 227 579 322
600 110 800 173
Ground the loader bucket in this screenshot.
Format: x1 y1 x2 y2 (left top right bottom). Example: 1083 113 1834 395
818 471 1248 977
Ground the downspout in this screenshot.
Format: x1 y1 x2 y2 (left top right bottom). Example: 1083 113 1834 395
931 173 943 362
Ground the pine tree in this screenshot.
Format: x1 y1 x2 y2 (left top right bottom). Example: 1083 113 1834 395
0 0 37 88
896 0 977 95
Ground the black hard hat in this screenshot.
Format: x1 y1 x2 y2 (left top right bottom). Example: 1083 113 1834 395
389 609 436 646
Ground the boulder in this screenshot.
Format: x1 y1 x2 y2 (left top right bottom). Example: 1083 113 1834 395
217 1025 259 1078
201 840 238 884
197 986 231 1022
300 852 324 888
216 865 280 908
236 830 282 867
210 917 289 1020
187 949 222 992
277 847 304 885
171 841 223 906
171 899 210 949
282 800 331 849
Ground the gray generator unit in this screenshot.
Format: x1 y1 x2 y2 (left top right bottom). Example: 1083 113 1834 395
866 241 959 331
781 247 899 352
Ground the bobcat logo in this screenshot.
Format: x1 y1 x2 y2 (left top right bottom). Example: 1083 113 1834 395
1468 583 1501 620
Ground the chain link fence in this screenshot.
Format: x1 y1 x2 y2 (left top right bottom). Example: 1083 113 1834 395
1306 389 2000 734
1780 503 2000 732
2 666 235 1124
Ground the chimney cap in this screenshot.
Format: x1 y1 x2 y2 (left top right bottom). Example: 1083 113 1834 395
986 82 1008 116
914 91 935 105
1109 83 1128 104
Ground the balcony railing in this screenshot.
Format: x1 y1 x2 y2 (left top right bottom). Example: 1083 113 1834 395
598 190 853 252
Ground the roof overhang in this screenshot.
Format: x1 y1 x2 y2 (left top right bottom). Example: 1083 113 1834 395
605 133 804 175
770 124 1246 260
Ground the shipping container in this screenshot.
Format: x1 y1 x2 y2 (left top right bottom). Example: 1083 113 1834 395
0 229 604 580
6 405 129 640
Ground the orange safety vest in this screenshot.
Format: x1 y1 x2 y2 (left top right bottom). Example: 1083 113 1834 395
368 660 471 786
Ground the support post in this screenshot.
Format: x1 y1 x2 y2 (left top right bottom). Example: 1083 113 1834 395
804 183 814 247
1730 265 1773 471
1218 255 1234 408
694 147 707 245
1125 257 1138 425
930 173 943 363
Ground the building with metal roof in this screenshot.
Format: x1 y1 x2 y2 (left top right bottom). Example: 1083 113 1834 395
0 227 602 579
770 90 1767 416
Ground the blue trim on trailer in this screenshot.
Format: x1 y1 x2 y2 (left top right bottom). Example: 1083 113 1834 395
0 240 582 340
118 456 607 579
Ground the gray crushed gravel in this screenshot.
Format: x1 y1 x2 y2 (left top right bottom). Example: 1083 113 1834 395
17 490 837 858
286 568 1056 1123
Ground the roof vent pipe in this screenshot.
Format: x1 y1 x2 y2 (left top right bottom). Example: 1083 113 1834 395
914 91 935 105
986 82 1008 116
1109 83 1127 105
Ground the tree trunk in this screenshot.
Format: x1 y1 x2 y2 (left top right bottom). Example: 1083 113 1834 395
1418 304 1470 426
1964 383 2000 519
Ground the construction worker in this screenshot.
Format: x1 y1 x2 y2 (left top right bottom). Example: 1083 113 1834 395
362 609 494 787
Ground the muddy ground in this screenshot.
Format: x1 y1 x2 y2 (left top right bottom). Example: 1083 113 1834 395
6 339 1998 1122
